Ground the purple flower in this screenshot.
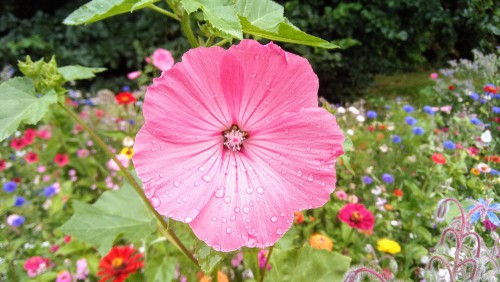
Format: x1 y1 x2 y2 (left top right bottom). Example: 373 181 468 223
7 214 25 227
363 176 373 184
470 92 479 100
3 181 17 193
405 116 417 125
43 186 57 198
14 196 25 207
366 111 377 119
381 173 394 184
391 135 402 143
470 118 482 125
403 105 414 113
468 198 500 227
443 140 456 150
412 127 424 135
423 106 435 115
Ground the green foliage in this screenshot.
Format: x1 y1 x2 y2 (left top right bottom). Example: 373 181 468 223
0 77 57 141
57 65 106 81
267 246 351 282
58 178 156 255
64 0 159 25
194 241 227 274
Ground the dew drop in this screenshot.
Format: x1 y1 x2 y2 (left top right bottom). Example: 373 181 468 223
280 212 285 217
271 216 278 222
243 206 249 213
224 197 231 203
202 175 211 182
249 201 255 207
297 170 303 177
234 207 240 213
222 217 227 223
184 217 193 223
277 228 283 235
212 217 217 222
256 187 264 195
226 227 232 234
246 188 254 194
213 244 221 251
321 182 326 187
173 181 180 187
247 238 257 247
214 187 226 198
159 173 164 178
150 197 160 208
307 175 314 182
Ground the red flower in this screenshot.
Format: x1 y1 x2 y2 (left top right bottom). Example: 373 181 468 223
25 152 39 164
98 246 144 282
0 159 6 171
338 203 375 231
95 109 105 119
393 189 404 197
367 125 375 132
115 92 136 105
10 138 26 150
24 128 37 144
448 85 455 91
431 153 446 164
54 154 69 167
294 211 304 224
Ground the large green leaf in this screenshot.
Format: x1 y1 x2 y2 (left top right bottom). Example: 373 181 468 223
182 0 242 39
63 0 159 25
240 17 338 49
57 65 106 81
0 77 57 141
266 246 351 282
235 0 284 32
58 178 156 255
195 241 227 274
145 255 176 282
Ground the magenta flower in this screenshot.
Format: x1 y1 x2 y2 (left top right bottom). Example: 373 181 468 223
151 48 174 72
133 40 344 251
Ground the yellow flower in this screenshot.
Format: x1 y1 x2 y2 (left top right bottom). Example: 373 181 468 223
471 168 480 176
377 238 401 254
120 148 134 159
309 233 333 251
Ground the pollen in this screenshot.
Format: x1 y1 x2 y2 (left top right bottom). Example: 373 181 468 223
223 125 246 151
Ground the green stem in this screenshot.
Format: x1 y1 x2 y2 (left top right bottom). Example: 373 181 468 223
181 11 199 48
58 102 198 265
148 4 180 21
204 34 216 47
260 246 274 282
214 39 229 47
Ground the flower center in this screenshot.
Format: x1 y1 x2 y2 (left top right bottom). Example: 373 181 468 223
350 211 363 223
223 125 247 151
111 258 124 269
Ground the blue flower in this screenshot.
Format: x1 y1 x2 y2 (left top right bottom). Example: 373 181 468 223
44 186 57 198
7 215 25 227
470 118 482 125
405 116 417 125
423 106 435 115
467 198 500 227
470 92 479 100
391 135 402 143
403 105 414 113
366 111 377 119
14 196 25 207
362 176 373 184
491 169 499 176
122 86 131 92
381 173 394 184
3 181 17 193
493 106 500 114
480 99 486 104
443 140 456 150
129 119 136 125
412 127 424 135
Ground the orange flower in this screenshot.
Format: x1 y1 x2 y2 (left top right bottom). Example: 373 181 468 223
309 234 333 251
376 133 385 142
431 153 446 164
294 211 304 224
384 204 393 211
199 271 229 282
470 168 480 176
309 215 316 222
433 128 441 134
378 124 386 131
393 189 403 197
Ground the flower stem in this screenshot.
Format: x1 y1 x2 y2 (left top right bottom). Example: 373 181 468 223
260 246 274 282
148 4 180 21
215 39 230 47
181 11 199 48
58 102 198 265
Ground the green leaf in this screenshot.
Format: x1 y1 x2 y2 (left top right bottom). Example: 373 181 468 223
0 77 57 141
267 246 351 282
235 0 284 32
195 241 227 274
58 178 156 255
56 240 91 255
240 17 338 49
145 255 176 282
64 0 159 25
182 0 242 39
57 65 106 81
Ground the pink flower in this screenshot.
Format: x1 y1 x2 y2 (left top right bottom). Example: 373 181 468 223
430 73 438 79
468 146 479 156
440 105 452 113
127 71 142 80
231 252 244 267
107 154 130 171
24 128 37 144
338 203 375 231
258 249 271 270
151 48 174 72
335 190 348 200
56 270 71 282
24 256 50 277
133 40 345 252
76 258 89 280
37 129 52 140
54 154 69 167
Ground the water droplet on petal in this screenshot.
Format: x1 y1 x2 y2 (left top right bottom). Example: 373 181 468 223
185 217 193 223
222 217 227 223
271 216 278 222
280 212 285 217
277 228 283 235
307 175 314 182
243 206 249 213
234 207 240 213
214 186 226 198
159 173 164 178
246 188 254 194
202 175 211 182
256 187 264 194
150 197 160 208
247 238 256 247
224 197 231 203
297 170 303 177
212 217 217 222
173 181 180 187
226 227 232 234
213 244 221 251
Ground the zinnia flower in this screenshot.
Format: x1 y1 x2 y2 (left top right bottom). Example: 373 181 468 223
54 153 69 167
115 92 136 105
25 152 39 164
97 246 144 282
133 40 345 251
309 233 333 251
10 138 26 150
24 256 50 277
338 203 375 231
431 153 446 164
377 238 401 254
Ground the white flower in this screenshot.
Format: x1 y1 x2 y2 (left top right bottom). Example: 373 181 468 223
481 130 492 143
356 115 365 122
122 136 135 147
336 107 346 114
477 163 491 173
365 166 374 174
379 144 388 152
347 129 354 136
408 155 417 163
348 106 360 115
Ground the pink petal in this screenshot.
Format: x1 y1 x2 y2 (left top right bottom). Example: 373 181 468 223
190 108 344 251
152 48 175 72
222 40 318 130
